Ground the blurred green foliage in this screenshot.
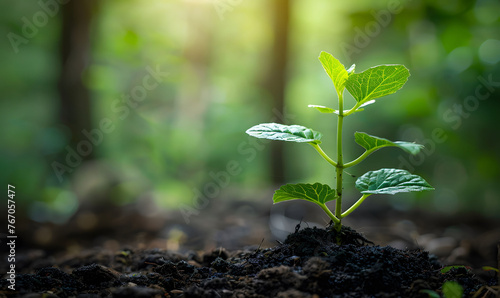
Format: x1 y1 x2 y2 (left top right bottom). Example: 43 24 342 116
1 0 499 223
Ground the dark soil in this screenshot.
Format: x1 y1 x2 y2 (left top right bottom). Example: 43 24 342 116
2 226 497 297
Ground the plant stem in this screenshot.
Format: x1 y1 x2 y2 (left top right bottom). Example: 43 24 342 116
343 101 362 117
344 144 394 168
310 143 337 167
334 92 344 232
319 203 340 224
343 148 377 168
341 194 371 218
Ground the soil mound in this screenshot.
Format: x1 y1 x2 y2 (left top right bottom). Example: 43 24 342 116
1 227 496 297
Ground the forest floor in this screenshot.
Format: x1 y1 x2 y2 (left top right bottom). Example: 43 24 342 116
1 197 499 297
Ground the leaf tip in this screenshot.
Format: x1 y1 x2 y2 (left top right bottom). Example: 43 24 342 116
319 50 329 57
347 64 356 74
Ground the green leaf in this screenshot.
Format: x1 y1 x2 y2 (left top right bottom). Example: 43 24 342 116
246 123 322 144
308 100 374 115
345 64 410 104
347 64 356 74
308 104 360 115
355 132 423 155
355 168 434 195
440 265 468 274
273 183 336 204
419 289 440 298
442 281 463 298
308 105 336 114
358 99 375 109
482 266 499 273
318 51 348 96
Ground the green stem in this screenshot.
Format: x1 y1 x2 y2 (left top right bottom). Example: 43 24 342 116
344 146 390 168
334 92 344 231
344 149 375 168
310 143 337 167
341 194 371 218
343 101 363 117
319 203 340 224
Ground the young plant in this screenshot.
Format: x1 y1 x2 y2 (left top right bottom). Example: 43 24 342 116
246 51 434 234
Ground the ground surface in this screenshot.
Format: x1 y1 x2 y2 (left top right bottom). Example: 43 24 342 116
1 226 498 297
2 197 499 297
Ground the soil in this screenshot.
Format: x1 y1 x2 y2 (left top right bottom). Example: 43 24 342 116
1 225 498 297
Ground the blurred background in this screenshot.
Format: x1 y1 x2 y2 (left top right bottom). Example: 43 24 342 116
1 0 499 264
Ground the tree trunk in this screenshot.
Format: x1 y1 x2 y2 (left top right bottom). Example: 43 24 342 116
268 0 290 185
58 0 97 160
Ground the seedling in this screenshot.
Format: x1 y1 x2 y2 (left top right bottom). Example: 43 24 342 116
246 51 434 235
421 281 463 298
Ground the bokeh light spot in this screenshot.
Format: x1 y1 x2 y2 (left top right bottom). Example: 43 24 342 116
446 46 473 73
478 39 500 64
474 0 500 25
